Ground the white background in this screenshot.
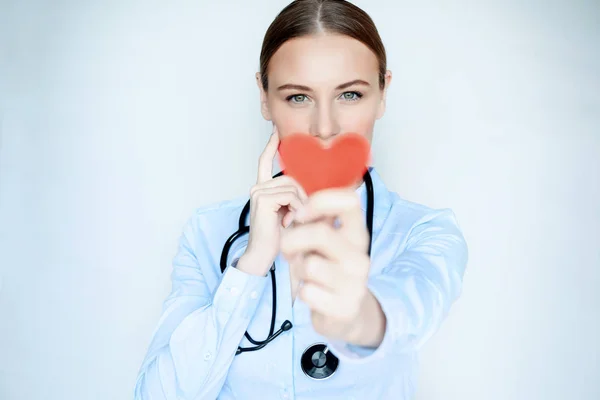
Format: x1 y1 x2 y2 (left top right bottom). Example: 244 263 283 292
1 0 599 399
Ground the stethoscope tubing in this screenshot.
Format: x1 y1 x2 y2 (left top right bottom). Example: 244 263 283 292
220 169 374 356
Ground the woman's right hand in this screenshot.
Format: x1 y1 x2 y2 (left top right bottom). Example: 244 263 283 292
236 128 308 276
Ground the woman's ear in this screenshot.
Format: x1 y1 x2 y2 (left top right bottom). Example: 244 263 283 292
256 72 272 121
376 70 393 120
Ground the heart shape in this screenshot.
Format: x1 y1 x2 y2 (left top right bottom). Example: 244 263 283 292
278 133 371 196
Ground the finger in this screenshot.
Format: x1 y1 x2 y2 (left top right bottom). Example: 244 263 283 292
256 190 305 214
250 184 300 199
296 189 366 249
282 209 295 228
296 253 339 292
252 186 304 210
282 222 370 279
299 282 339 317
298 189 362 223
281 221 348 262
257 127 280 184
251 176 308 202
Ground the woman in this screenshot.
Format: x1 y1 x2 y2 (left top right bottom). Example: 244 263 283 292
135 1 467 399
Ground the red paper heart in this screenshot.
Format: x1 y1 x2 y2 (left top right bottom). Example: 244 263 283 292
278 133 371 196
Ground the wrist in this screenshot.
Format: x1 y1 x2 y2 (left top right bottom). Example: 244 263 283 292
236 251 273 277
347 290 386 348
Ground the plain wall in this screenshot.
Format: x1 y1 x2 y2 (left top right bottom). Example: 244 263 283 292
1 0 599 399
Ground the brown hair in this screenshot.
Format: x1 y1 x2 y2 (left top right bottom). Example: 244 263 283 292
259 0 387 91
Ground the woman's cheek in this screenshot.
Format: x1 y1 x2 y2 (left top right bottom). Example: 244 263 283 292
338 107 377 138
274 118 307 139
269 102 307 138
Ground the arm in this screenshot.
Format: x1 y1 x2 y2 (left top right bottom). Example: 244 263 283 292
332 209 468 359
134 215 269 400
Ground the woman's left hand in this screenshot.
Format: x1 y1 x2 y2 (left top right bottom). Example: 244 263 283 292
280 189 386 347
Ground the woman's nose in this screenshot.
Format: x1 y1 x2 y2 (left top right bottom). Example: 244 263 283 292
310 104 340 140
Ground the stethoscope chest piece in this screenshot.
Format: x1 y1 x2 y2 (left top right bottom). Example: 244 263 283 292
301 343 339 380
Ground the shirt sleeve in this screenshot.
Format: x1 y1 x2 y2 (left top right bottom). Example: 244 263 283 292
134 214 269 399
329 208 468 362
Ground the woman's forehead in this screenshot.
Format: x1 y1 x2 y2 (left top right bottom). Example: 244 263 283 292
267 34 379 89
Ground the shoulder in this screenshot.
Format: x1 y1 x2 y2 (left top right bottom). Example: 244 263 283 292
370 169 463 238
178 195 249 259
384 192 467 256
389 193 460 229
192 195 248 223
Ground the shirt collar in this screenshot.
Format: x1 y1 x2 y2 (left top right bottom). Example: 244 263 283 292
355 166 392 223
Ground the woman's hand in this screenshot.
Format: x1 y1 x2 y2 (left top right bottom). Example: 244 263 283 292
237 127 308 277
280 189 386 347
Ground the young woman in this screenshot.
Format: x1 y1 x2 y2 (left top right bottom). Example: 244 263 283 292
135 1 467 399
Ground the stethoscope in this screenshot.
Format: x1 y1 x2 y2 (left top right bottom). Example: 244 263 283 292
219 169 374 380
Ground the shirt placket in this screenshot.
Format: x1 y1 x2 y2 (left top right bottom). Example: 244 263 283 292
274 253 296 400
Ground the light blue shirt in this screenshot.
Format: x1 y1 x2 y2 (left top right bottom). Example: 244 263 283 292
134 168 468 400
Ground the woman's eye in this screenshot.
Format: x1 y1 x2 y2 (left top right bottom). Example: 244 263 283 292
340 91 363 101
288 94 308 104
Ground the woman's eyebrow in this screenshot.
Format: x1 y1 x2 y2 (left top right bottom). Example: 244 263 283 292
335 79 370 90
277 83 312 91
276 79 371 92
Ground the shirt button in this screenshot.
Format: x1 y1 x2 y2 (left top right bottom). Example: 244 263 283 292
250 290 258 299
203 352 212 361
229 287 239 296
280 387 290 399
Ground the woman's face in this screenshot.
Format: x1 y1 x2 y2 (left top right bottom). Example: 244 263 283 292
257 34 391 146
